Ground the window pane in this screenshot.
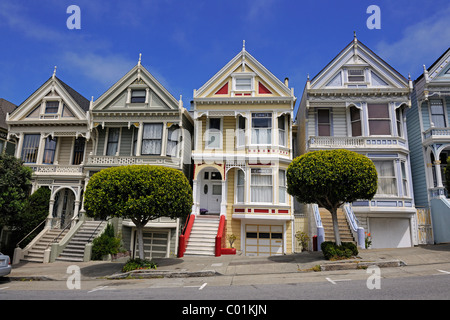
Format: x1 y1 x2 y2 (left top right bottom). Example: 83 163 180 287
373 161 397 195
73 138 85 165
368 104 389 118
21 134 40 163
142 123 163 155
209 118 221 130
237 170 244 203
106 128 120 156
131 90 146 103
369 120 391 135
42 137 57 164
236 78 251 91
45 101 59 114
251 171 273 203
279 170 286 204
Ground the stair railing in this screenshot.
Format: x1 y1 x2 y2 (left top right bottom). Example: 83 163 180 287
343 203 365 249
15 218 47 249
178 214 195 258
86 220 107 243
312 204 325 251
46 216 78 249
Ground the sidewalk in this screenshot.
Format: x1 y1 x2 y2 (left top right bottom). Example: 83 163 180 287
6 243 450 281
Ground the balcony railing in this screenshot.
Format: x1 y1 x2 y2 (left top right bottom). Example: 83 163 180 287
86 155 181 166
28 164 83 175
308 136 407 149
422 127 450 141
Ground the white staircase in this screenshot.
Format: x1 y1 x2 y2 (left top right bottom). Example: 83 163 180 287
22 229 68 263
184 216 220 256
56 220 107 262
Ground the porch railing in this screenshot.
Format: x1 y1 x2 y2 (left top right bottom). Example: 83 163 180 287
308 136 407 149
343 204 365 249
312 204 324 251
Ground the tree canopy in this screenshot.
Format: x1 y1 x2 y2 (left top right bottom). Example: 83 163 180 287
287 149 377 245
84 165 193 259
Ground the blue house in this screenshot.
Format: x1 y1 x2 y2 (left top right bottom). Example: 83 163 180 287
406 47 450 244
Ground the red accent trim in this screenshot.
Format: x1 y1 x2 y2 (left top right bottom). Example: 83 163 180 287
215 215 226 257
258 82 272 94
215 82 228 95
178 214 195 258
234 208 245 212
254 209 269 213
221 248 236 255
278 209 289 213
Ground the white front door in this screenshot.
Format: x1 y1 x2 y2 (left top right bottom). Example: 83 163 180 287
199 170 222 215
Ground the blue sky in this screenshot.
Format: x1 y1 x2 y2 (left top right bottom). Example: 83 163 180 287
1 0 449 114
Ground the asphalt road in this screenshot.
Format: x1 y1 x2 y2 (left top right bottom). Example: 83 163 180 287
2 261 450 303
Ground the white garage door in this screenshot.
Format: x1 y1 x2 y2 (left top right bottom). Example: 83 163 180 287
370 218 412 248
134 231 169 259
245 225 283 256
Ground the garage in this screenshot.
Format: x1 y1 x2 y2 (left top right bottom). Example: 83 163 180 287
369 218 412 248
134 230 170 259
245 225 283 256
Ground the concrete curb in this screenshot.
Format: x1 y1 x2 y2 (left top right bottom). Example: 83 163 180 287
319 259 405 271
106 269 218 279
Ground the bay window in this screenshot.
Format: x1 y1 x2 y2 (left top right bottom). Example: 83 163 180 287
350 106 362 137
278 115 286 146
142 123 163 155
252 113 272 145
317 109 331 136
368 104 391 135
373 160 397 196
236 170 245 203
430 100 446 128
251 168 273 203
166 125 179 157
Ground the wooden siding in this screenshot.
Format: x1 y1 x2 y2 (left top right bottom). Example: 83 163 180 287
57 137 73 165
406 90 429 207
119 127 133 156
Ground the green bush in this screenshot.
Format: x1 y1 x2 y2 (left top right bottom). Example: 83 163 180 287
321 241 358 260
91 224 121 260
122 258 157 272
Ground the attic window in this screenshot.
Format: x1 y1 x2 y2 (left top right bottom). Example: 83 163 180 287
131 90 146 103
347 69 365 82
235 78 252 91
45 101 59 114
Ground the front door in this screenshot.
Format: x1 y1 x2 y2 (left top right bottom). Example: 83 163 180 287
199 170 222 215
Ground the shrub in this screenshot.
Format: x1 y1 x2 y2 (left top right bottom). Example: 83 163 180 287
295 231 310 251
91 224 121 260
321 241 358 260
122 258 157 272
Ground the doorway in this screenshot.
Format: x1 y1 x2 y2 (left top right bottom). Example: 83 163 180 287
199 170 222 215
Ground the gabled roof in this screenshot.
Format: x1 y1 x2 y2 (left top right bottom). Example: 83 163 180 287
309 36 409 90
8 71 90 121
93 56 180 111
194 43 294 100
415 47 450 83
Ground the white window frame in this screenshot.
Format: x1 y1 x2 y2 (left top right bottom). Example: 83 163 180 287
205 117 223 150
105 127 121 156
251 113 272 145
279 169 287 204
250 168 273 203
231 73 255 97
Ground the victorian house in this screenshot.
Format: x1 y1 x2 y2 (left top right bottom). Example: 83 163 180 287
0 98 17 155
182 43 297 256
87 55 194 260
296 36 417 249
7 69 92 263
406 47 450 244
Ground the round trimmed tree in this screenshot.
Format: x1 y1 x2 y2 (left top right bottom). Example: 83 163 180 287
287 149 378 245
84 165 193 259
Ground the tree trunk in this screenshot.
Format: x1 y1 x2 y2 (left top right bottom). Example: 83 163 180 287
330 207 341 246
136 223 145 260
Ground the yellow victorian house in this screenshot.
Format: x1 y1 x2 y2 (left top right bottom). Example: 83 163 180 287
182 43 297 257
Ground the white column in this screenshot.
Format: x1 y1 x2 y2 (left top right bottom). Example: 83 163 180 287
220 179 227 216
192 179 199 215
36 134 46 165
434 160 444 188
136 122 143 156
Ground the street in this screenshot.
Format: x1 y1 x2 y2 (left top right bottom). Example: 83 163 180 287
2 261 450 301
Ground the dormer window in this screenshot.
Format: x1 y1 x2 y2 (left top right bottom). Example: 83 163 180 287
131 90 146 103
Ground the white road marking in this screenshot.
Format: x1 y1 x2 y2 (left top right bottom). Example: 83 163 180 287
437 269 450 274
0 286 9 290
326 277 351 285
199 282 207 290
88 286 108 293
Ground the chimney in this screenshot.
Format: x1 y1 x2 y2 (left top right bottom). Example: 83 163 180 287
284 77 289 87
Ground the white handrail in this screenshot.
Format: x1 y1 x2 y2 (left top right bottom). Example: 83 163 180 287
344 204 365 249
